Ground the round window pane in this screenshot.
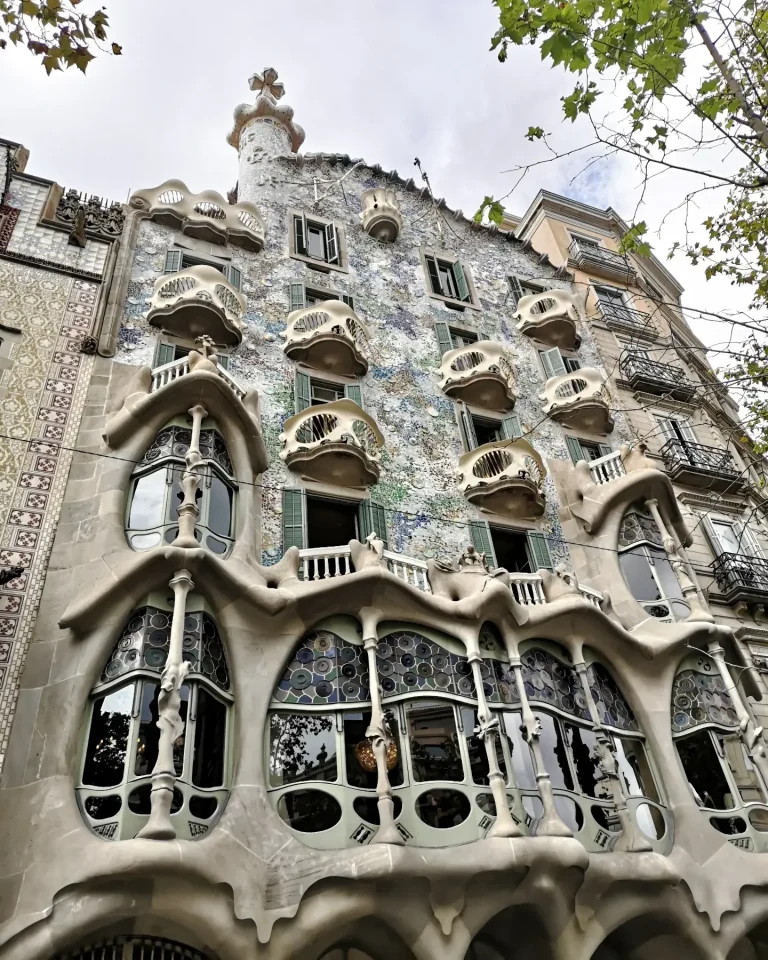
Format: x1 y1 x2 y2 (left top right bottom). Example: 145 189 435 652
415 789 471 829
84 794 122 820
189 795 219 820
130 532 162 551
635 802 666 840
353 795 403 824
277 789 342 832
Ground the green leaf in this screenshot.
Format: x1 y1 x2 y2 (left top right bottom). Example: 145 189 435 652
526 125 545 140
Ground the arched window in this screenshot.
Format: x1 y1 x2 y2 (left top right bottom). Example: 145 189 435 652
76 598 232 841
618 503 689 621
54 937 217 959
266 622 665 851
126 420 236 555
672 653 768 848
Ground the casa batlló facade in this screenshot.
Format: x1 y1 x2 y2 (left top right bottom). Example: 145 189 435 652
0 68 768 960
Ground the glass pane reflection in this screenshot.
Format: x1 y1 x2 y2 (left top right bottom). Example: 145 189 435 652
128 469 166 530
501 712 536 789
82 684 134 787
676 729 734 809
269 713 337 786
208 474 232 537
536 713 574 791
343 710 403 789
406 701 463 783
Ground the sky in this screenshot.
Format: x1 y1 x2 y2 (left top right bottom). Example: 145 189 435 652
0 0 758 347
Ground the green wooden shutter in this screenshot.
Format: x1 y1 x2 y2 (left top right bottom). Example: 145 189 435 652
358 501 389 550
501 414 523 440
526 532 553 571
295 371 312 413
341 293 355 308
541 347 568 379
459 405 478 450
453 261 470 302
289 282 307 311
222 265 242 290
469 520 497 566
217 354 230 371
565 436 585 464
163 250 183 274
425 255 442 295
598 443 613 458
325 223 340 264
154 342 175 367
508 275 524 308
294 214 307 256
435 322 454 358
564 357 581 373
345 383 363 408
282 489 306 553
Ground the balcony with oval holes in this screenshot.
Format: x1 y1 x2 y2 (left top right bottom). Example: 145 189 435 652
457 438 546 518
280 398 384 488
129 179 265 251
540 368 614 435
515 289 580 349
439 341 517 412
283 300 370 377
147 265 247 347
360 187 403 243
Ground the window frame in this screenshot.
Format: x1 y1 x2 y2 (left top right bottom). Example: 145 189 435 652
457 402 522 452
420 247 480 311
289 208 348 274
164 247 242 290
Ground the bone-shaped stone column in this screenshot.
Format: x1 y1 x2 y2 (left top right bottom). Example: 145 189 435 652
137 568 193 840
468 652 521 838
509 653 572 837
173 404 208 548
575 660 651 851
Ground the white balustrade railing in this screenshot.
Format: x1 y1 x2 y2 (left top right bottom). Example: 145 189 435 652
149 356 247 400
588 450 626 485
295 545 602 609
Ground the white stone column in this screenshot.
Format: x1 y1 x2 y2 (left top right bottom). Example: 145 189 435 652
362 632 404 846
575 660 651 851
173 404 207 548
508 654 572 837
468 653 521 838
708 640 768 800
137 568 193 840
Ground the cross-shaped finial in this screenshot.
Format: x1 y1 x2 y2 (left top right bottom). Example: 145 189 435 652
195 335 217 359
249 67 285 101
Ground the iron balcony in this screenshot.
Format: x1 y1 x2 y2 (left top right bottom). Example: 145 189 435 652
620 353 698 401
568 238 638 283
660 438 745 492
712 552 768 604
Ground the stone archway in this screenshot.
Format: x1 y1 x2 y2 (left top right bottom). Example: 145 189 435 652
465 904 554 960
591 914 711 960
728 921 768 960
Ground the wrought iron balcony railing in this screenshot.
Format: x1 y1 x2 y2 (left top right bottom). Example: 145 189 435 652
660 438 744 492
620 353 697 401
569 238 638 283
712 552 768 602
597 301 651 331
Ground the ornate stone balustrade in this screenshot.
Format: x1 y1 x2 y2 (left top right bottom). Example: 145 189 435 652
587 449 626 485
515 289 580 349
360 187 403 242
150 355 246 401
283 300 370 376
457 438 546 518
540 368 614 435
280 398 384 487
129 179 265 251
439 340 517 412
147 266 247 347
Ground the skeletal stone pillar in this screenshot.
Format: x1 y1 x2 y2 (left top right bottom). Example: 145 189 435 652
137 568 193 840
575 661 651 851
174 404 208 548
708 640 768 800
645 497 712 621
468 653 521 837
509 654 572 837
363 633 404 845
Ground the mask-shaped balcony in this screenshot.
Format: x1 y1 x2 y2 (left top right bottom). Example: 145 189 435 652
147 266 247 347
360 187 403 243
515 290 580 349
439 341 517 412
280 399 384 488
457 438 546 518
540 368 614 435
283 300 370 377
129 179 265 251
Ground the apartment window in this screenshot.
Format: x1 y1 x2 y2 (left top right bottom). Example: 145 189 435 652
289 282 355 311
571 232 601 249
704 516 762 560
655 414 697 446
564 437 612 464
154 341 230 370
594 285 626 309
618 505 688 622
282 489 388 553
434 321 479 356
422 250 477 309
539 347 580 379
294 371 363 412
508 275 547 310
290 211 346 271
469 520 553 572
163 249 242 290
458 405 521 451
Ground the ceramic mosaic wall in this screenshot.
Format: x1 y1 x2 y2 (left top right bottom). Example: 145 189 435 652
0 260 99 761
111 145 633 572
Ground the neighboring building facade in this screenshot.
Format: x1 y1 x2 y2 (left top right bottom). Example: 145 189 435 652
0 70 767 960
